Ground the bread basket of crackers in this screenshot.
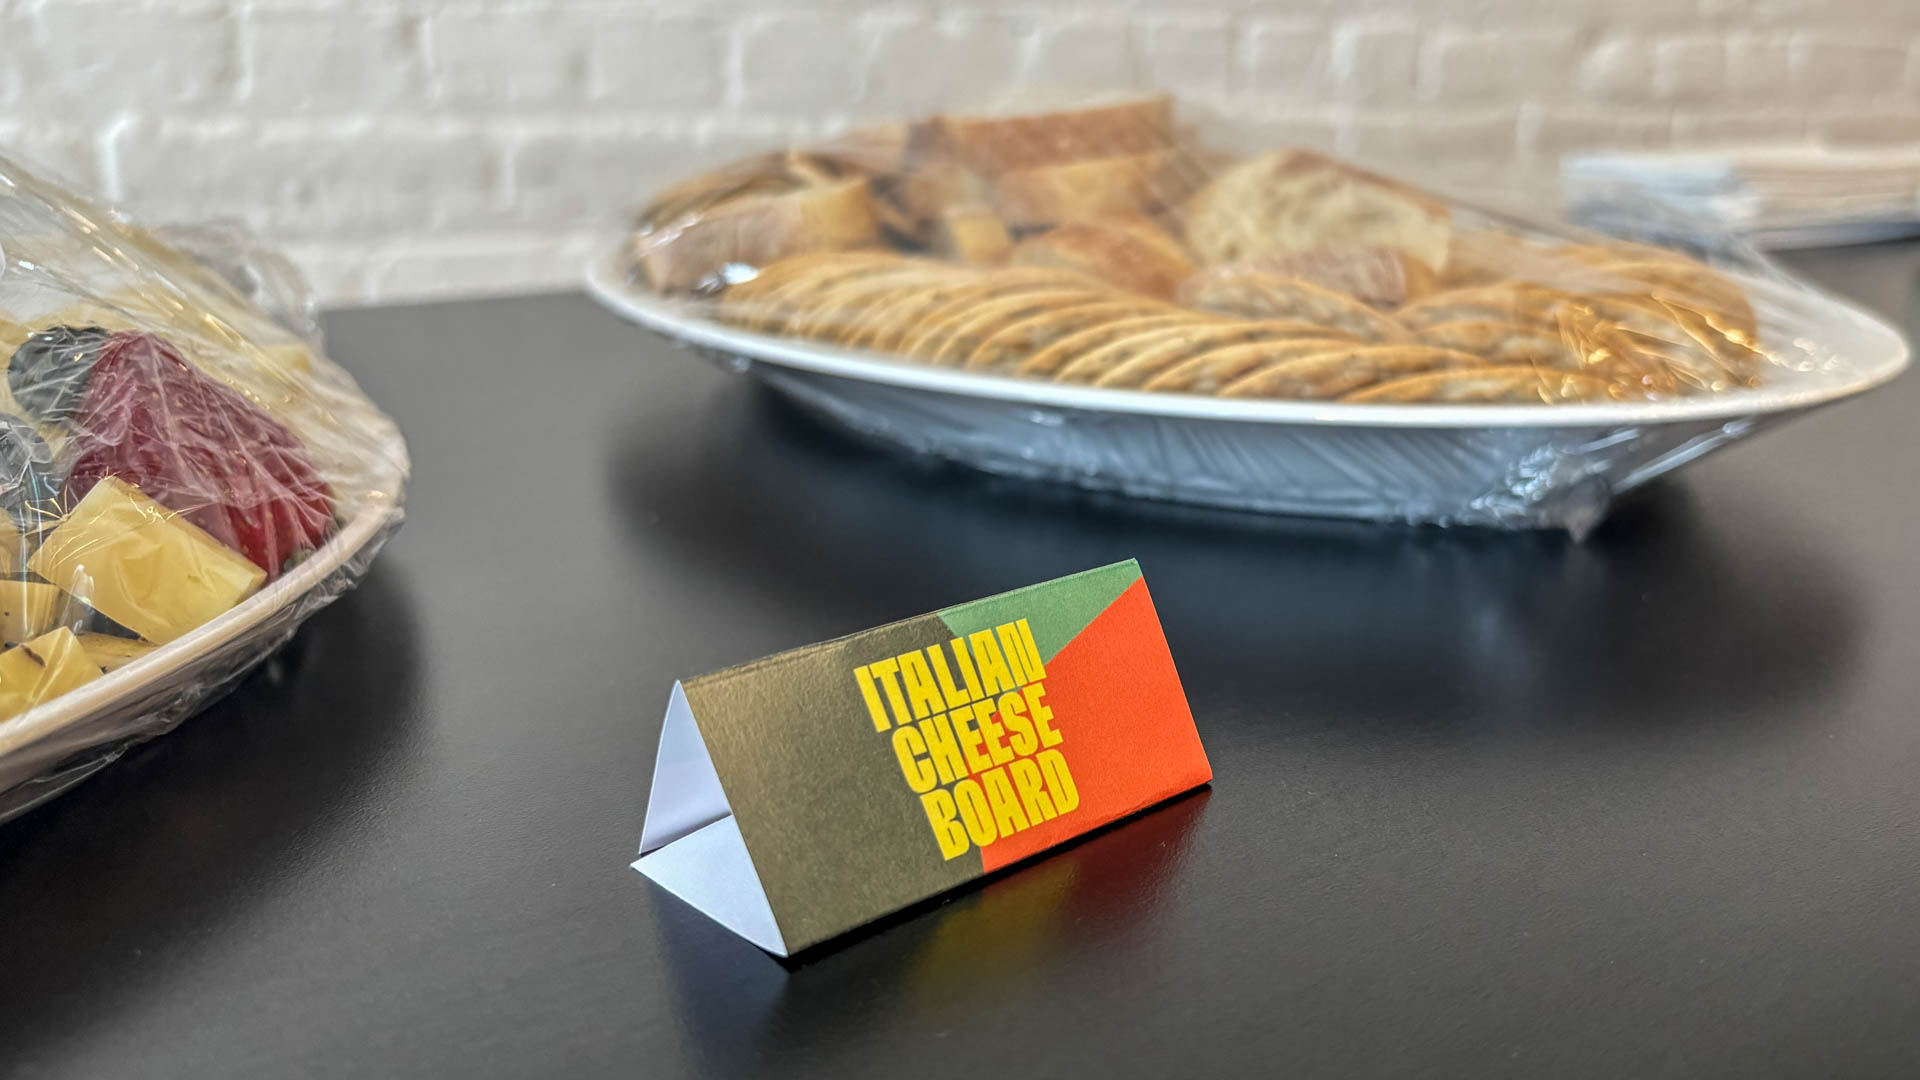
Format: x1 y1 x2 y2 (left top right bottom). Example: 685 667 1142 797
0 153 408 819
587 93 1908 534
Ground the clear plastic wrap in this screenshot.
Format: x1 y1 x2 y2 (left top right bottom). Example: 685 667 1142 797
0 153 409 821
591 93 1908 532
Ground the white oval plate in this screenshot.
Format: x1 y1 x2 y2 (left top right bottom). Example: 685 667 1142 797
586 252 1908 531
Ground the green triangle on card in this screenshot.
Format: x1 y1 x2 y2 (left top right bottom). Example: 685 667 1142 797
936 560 1142 664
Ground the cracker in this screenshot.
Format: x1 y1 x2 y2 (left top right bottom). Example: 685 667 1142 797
905 289 1110 364
1143 337 1357 395
1091 321 1353 389
963 300 1171 373
860 269 1102 354
1413 320 1589 372
1015 314 1212 378
1180 271 1408 342
1053 323 1234 385
1341 366 1615 404
1394 284 1571 332
1218 346 1488 400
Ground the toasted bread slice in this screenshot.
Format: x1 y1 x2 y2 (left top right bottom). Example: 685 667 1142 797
935 94 1177 175
932 204 1013 264
992 150 1190 229
636 178 882 293
1184 149 1452 271
1009 214 1195 300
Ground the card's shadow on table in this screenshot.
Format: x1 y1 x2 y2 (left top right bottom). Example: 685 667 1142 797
0 565 425 1061
647 785 1213 1075
610 381 1863 736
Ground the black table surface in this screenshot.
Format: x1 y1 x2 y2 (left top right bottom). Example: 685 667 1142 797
2 244 1916 1078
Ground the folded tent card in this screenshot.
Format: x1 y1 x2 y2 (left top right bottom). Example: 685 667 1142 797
634 560 1210 956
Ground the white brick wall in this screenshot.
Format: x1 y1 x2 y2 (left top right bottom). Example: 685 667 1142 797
0 0 1916 308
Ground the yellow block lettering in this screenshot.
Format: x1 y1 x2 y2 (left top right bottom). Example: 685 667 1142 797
920 789 970 860
977 694 1014 766
1009 757 1056 823
918 714 966 784
891 726 936 793
1024 682 1062 748
951 704 993 775
969 630 1016 696
949 637 985 702
926 645 972 710
953 779 997 847
997 624 1031 685
897 650 944 720
981 766 1031 837
855 665 890 732
1037 748 1078 814
1016 618 1046 681
868 657 912 728
998 690 1037 756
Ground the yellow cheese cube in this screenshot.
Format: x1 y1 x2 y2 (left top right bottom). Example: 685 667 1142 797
28 477 266 645
0 579 70 646
77 633 156 673
0 628 103 719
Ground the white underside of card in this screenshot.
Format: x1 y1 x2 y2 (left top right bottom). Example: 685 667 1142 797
633 681 788 956
633 817 786 956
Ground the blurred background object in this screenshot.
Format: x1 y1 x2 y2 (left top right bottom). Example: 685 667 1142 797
5 0 1915 307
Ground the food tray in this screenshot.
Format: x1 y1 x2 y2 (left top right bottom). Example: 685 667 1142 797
0 432 406 818
586 252 1907 534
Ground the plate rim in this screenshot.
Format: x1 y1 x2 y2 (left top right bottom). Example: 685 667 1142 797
0 428 410 762
585 250 1911 430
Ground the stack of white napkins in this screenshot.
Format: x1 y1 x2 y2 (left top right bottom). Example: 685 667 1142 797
1562 145 1920 249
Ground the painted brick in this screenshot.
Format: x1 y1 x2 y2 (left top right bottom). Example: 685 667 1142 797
27 2 238 113
1579 36 1655 105
504 121 706 228
738 13 865 112
1652 35 1726 104
1345 108 1520 173
1792 33 1912 100
1241 18 1330 100
1026 19 1146 92
432 8 591 105
1521 107 1674 162
111 118 502 239
1136 16 1233 99
1724 33 1795 104
863 15 1024 115
589 15 726 109
1672 111 1809 144
245 8 429 111
1813 109 1920 144
1331 20 1420 105
1425 28 1581 105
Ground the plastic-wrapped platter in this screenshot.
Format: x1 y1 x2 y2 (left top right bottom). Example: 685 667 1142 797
588 94 1908 532
587 250 1905 535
